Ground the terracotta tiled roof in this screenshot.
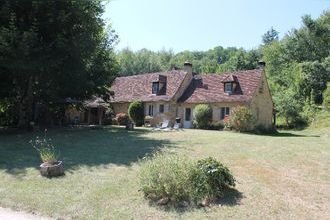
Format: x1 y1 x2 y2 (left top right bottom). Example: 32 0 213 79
178 69 262 103
110 70 188 103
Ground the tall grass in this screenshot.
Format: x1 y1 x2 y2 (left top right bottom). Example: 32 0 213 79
139 152 235 206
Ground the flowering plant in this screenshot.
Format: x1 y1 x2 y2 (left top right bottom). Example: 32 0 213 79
223 115 231 129
29 129 59 164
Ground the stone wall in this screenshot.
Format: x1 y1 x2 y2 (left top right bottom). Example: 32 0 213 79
111 103 130 115
144 102 177 126
176 102 248 128
250 71 274 128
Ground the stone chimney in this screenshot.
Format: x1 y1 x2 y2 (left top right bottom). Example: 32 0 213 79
183 61 192 75
258 60 266 69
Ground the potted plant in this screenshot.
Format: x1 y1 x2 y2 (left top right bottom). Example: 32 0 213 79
30 129 64 177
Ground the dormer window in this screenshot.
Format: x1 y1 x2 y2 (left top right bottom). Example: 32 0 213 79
152 82 159 94
152 75 167 95
222 74 239 94
224 83 233 93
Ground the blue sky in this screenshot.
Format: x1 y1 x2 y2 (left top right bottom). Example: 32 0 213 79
104 0 329 52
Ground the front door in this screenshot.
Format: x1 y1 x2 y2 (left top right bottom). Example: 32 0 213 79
184 108 192 128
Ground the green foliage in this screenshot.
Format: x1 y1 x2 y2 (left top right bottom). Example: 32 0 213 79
117 46 261 76
115 113 129 126
139 152 194 203
0 0 118 127
299 61 328 104
193 104 213 129
29 131 59 164
228 106 255 132
128 101 144 126
323 82 330 110
208 121 224 130
273 90 303 126
190 157 235 201
104 108 115 125
262 27 279 45
139 152 235 206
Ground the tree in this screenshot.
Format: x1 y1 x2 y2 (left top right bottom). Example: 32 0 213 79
0 0 118 127
273 90 303 126
299 61 328 104
284 11 330 63
128 100 144 126
262 27 279 45
323 82 330 110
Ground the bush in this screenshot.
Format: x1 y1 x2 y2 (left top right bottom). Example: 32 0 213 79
223 115 231 130
139 152 193 204
139 152 235 206
191 157 235 201
128 100 144 126
103 108 114 125
228 106 255 132
193 104 213 129
323 82 330 110
253 124 277 135
208 121 224 130
115 113 129 126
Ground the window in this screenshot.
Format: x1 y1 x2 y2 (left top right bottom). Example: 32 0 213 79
220 107 230 120
159 104 164 113
148 105 154 116
152 82 159 94
224 83 232 93
185 108 191 121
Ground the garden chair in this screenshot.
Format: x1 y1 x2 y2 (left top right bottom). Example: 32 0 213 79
173 122 180 130
152 119 170 131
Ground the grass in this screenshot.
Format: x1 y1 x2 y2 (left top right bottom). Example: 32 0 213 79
0 126 329 219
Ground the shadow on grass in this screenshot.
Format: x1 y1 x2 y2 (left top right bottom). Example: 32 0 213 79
151 187 243 214
0 126 174 175
248 130 320 137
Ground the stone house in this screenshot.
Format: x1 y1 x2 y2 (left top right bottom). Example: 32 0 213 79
110 61 274 128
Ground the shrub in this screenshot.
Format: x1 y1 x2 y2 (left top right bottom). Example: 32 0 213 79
191 157 235 202
104 108 114 125
115 113 129 126
139 153 235 206
30 130 59 164
229 106 255 132
223 115 231 130
193 104 213 129
253 124 277 134
323 82 330 110
139 152 193 203
128 100 144 126
208 121 224 130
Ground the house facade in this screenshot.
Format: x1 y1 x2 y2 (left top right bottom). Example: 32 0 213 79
110 61 274 129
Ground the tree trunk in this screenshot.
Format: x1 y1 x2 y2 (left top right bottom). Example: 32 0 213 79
17 76 34 129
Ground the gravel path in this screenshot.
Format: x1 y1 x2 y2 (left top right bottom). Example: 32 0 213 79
0 207 51 220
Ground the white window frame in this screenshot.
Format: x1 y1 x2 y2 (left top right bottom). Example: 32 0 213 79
224 83 232 93
148 105 154 116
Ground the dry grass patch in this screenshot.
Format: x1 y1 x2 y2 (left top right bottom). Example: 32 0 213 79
0 126 329 219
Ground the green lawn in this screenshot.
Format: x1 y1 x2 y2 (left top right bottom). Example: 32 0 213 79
0 126 329 219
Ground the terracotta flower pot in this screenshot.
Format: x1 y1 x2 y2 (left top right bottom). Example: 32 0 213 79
40 161 64 177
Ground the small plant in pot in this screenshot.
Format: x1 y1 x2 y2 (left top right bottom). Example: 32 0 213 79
30 129 64 177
